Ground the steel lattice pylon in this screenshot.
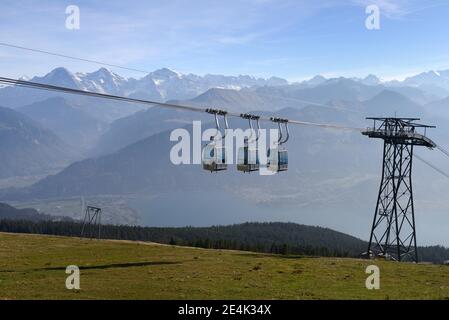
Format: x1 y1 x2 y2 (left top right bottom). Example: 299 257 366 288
362 117 436 262
80 206 102 240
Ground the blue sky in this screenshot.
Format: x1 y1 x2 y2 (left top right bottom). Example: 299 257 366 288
0 0 448 81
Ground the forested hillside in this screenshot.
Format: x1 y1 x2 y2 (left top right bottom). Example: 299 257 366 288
1 219 448 263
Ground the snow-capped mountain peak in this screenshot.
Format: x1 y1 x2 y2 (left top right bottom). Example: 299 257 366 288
82 68 126 94
398 69 449 94
304 75 327 86
21 66 293 101
149 68 183 80
361 74 381 85
32 67 80 89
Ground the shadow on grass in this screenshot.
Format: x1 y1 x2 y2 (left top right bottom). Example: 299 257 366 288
34 261 181 271
234 253 306 260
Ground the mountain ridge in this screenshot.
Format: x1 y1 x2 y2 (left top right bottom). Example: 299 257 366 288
4 66 448 110
17 97 107 151
0 105 76 178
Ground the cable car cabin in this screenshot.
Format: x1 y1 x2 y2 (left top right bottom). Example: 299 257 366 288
237 145 259 173
267 147 288 172
202 142 227 172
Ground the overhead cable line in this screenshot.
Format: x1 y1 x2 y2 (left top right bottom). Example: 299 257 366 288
0 41 360 115
436 144 449 158
255 93 361 114
415 154 449 179
0 42 151 74
0 76 363 131
0 76 204 112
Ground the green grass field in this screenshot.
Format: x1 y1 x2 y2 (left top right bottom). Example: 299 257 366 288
1 232 449 300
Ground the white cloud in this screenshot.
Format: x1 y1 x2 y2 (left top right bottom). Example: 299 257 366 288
352 0 448 19
354 0 410 18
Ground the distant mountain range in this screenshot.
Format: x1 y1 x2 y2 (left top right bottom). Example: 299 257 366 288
18 97 107 151
1 89 421 200
0 67 288 110
0 106 77 179
339 71 449 98
93 83 431 156
1 67 449 245
2 66 449 111
396 70 449 97
0 202 70 222
425 96 449 119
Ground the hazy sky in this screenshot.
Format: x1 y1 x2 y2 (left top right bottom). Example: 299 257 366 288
0 0 448 81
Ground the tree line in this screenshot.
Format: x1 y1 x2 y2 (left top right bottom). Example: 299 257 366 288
1 219 448 263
